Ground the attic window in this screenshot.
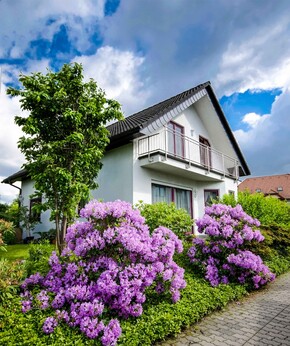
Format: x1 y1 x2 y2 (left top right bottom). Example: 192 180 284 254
277 187 283 192
256 188 261 193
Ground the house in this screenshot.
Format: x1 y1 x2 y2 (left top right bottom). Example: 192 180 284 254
238 174 290 203
2 81 250 237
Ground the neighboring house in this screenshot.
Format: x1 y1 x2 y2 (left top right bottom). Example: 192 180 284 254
2 81 250 237
238 174 290 203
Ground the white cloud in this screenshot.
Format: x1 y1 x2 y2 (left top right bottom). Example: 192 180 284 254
215 17 290 95
234 88 290 175
242 112 270 129
74 46 150 115
0 74 25 204
0 0 105 59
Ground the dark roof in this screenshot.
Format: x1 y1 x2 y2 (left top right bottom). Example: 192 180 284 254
107 81 211 138
2 81 250 184
239 174 290 199
2 169 27 184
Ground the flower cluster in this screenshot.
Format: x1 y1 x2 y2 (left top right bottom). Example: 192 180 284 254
21 200 186 345
188 204 275 288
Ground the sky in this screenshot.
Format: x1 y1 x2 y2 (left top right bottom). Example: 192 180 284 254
1 0 290 204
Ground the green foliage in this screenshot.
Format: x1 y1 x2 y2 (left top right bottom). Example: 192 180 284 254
18 204 39 237
0 294 98 346
0 258 26 304
0 202 10 221
34 228 56 243
219 191 290 262
249 225 290 260
25 241 54 276
219 191 290 227
0 271 247 346
5 199 21 225
0 240 290 346
2 228 17 245
137 202 194 240
265 255 290 276
0 219 15 251
7 62 123 252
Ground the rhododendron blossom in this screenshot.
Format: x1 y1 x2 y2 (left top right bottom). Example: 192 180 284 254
188 204 275 288
21 200 186 345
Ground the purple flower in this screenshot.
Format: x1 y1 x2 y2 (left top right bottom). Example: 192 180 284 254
101 319 122 346
20 200 186 345
188 203 275 289
42 317 58 334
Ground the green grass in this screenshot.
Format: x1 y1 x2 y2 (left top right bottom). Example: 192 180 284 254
0 244 30 262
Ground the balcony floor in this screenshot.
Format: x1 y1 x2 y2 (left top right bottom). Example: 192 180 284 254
138 153 228 182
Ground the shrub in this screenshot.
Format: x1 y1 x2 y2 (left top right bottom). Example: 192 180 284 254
188 204 275 288
0 219 15 251
20 200 186 345
34 228 56 244
25 241 55 276
219 191 290 227
0 258 26 304
137 202 193 240
249 225 290 260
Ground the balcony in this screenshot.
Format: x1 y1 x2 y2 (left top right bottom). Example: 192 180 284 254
137 127 239 180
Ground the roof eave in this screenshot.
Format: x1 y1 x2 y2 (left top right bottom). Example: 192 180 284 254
205 85 251 176
1 169 28 184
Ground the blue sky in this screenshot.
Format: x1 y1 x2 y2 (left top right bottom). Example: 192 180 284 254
1 0 290 203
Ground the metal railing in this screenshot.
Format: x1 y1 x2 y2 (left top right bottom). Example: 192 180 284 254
137 127 239 179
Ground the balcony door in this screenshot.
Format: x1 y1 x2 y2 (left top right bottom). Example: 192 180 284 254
168 121 184 158
199 136 211 168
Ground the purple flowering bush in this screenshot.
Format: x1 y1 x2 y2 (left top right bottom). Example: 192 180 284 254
188 204 275 288
20 200 186 345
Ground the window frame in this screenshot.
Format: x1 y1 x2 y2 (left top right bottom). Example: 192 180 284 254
199 136 212 168
152 183 193 217
29 197 42 222
204 189 219 206
168 121 185 158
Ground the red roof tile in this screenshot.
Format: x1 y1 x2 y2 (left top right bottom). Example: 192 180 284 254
238 174 290 199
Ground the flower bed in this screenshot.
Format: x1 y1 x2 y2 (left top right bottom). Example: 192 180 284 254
20 200 186 345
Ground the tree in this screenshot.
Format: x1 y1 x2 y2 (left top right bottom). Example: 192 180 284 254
7 63 123 252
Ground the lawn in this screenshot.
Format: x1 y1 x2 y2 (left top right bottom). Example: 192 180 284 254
0 244 30 262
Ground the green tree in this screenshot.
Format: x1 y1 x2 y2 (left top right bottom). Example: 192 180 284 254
0 203 9 221
7 63 123 252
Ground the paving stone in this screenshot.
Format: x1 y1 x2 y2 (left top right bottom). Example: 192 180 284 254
156 272 290 346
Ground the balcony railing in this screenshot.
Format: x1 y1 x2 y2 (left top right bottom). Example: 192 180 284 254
137 127 239 179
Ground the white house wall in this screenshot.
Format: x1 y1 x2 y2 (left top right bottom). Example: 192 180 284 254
21 179 53 237
91 144 134 203
132 101 239 225
194 96 239 160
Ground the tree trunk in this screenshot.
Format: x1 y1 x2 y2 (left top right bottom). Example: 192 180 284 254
55 214 61 254
58 216 68 253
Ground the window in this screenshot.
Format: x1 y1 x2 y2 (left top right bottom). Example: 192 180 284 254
29 197 42 222
256 188 261 193
152 183 192 216
204 190 219 206
277 187 283 192
168 121 184 158
199 136 211 168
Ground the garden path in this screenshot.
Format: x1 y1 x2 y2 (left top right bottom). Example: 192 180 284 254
155 272 290 346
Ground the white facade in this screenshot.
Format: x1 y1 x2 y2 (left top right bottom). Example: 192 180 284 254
91 95 240 230
21 179 51 238
15 91 245 236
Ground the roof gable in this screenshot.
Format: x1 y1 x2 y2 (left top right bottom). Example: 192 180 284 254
107 81 211 138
